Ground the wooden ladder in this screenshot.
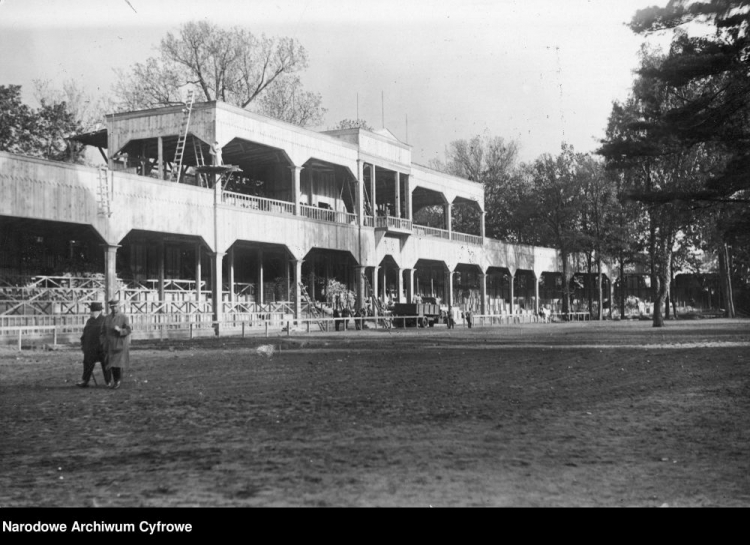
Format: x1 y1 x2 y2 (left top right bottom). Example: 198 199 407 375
191 136 207 187
171 89 196 183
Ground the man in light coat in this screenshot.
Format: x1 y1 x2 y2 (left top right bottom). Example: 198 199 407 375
100 299 132 390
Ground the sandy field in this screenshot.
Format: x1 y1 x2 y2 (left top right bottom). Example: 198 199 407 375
1 318 749 507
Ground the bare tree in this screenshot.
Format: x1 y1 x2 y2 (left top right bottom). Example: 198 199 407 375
113 20 323 127
33 79 114 132
331 119 374 131
254 74 326 127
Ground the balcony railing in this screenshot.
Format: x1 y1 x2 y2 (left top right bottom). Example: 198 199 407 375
451 232 484 245
375 216 413 231
221 191 295 215
413 224 483 245
363 215 375 227
300 205 358 225
413 224 451 240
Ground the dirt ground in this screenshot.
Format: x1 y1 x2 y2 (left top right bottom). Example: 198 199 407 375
1 318 749 507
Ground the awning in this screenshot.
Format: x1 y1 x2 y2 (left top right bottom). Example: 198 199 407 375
68 128 108 148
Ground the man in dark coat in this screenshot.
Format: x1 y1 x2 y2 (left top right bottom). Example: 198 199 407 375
101 299 132 390
77 302 110 387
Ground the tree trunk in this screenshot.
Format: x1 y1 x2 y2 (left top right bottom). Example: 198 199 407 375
670 264 678 319
652 249 671 328
586 252 593 316
665 253 672 320
597 254 603 321
719 243 735 318
653 275 666 327
561 252 570 317
620 252 626 319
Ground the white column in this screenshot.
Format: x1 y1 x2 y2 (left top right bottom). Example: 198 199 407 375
285 257 291 301
397 266 404 303
381 266 387 303
212 252 225 335
404 175 412 220
257 248 264 306
356 160 364 225
480 272 487 315
158 242 165 308
228 246 235 306
157 136 164 180
291 166 302 216
355 265 366 310
195 244 202 303
372 165 378 217
372 266 380 304
292 259 303 320
446 269 454 307
395 172 401 218
102 244 120 302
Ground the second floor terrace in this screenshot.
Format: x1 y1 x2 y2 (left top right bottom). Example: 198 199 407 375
0 150 565 276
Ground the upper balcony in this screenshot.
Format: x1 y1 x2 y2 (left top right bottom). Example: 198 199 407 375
220 188 482 245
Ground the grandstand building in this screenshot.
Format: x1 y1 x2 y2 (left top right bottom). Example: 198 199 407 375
2 98 630 339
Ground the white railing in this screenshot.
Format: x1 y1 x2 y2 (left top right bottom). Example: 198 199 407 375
412 225 483 245
1 309 596 346
375 216 413 230
221 191 295 215
413 224 450 239
145 279 205 293
451 232 483 245
363 215 375 227
300 205 358 225
222 301 294 315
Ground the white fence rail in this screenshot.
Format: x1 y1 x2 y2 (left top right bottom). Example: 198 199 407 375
413 224 451 240
1 311 592 347
375 216 413 230
300 205 358 225
221 191 295 215
450 232 483 245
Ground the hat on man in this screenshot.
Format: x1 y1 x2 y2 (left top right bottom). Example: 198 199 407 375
107 299 120 306
88 302 103 311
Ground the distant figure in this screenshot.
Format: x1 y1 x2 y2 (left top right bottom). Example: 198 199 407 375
341 307 351 330
210 141 222 165
539 306 550 323
447 305 455 329
77 302 111 388
101 299 132 390
465 309 473 329
333 308 341 331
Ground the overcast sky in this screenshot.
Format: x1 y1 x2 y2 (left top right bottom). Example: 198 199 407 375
0 0 668 164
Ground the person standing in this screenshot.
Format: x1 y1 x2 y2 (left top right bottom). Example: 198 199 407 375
101 299 132 390
77 302 110 387
466 309 473 329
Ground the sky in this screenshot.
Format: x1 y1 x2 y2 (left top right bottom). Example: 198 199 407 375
0 0 671 164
